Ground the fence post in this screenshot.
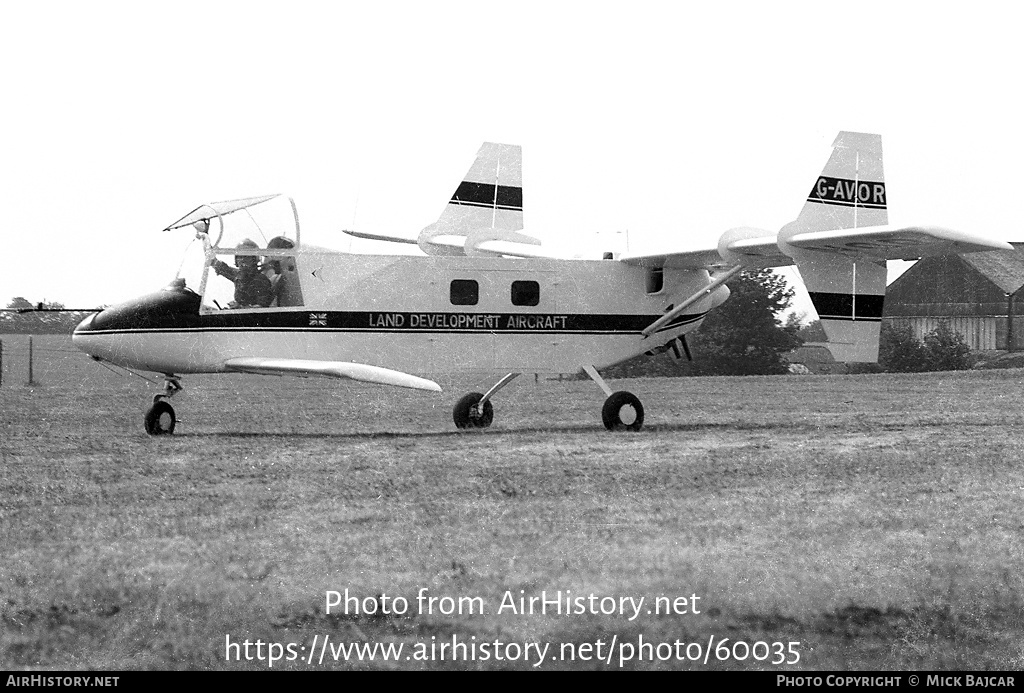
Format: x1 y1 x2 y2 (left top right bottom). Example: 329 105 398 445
27 336 34 385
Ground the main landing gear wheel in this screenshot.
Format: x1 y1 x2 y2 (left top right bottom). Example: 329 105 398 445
602 391 644 432
453 392 494 429
144 399 176 435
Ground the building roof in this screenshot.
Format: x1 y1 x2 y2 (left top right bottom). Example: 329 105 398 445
959 250 1024 295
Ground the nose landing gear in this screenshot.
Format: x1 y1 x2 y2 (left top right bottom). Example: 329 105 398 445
144 375 182 435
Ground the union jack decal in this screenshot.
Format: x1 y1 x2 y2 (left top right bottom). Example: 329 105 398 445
309 312 328 326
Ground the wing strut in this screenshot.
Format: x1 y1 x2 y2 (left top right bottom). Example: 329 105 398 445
642 264 744 337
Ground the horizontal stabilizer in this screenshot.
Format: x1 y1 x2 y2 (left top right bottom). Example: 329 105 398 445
224 357 442 392
342 229 419 245
420 234 469 252
470 240 571 259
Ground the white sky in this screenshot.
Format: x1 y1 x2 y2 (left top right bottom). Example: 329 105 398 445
2 1 1022 318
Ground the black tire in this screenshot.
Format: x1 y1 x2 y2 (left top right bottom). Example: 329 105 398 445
453 392 494 429
144 400 176 435
602 391 644 431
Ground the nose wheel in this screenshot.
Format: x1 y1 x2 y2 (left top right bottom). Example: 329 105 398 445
144 399 176 435
144 375 181 435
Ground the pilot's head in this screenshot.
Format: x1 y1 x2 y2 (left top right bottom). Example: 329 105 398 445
235 238 260 270
263 236 296 274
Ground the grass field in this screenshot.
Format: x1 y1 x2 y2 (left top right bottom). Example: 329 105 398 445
2 334 1023 670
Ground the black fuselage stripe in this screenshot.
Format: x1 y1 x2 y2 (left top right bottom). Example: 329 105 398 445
80 311 707 335
79 328 675 336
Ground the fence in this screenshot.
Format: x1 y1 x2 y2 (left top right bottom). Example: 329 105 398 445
0 335 85 387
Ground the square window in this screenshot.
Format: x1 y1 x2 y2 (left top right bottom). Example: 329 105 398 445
450 279 479 305
646 267 664 294
511 280 540 306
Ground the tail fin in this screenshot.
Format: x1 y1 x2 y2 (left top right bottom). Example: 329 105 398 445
781 132 888 362
418 142 534 256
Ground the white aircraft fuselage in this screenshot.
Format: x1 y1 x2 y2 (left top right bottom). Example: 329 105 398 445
72 249 722 377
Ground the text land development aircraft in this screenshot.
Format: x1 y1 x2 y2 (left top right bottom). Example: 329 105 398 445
72 132 1012 435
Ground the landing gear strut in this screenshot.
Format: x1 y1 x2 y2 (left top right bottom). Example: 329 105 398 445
453 373 518 429
144 375 181 435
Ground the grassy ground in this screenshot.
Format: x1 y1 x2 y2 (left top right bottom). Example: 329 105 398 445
2 335 1024 670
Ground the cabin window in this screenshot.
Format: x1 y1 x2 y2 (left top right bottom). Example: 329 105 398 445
646 267 664 294
450 279 479 305
511 280 540 306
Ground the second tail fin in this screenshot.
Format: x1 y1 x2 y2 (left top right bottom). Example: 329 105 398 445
782 132 888 362
418 142 536 256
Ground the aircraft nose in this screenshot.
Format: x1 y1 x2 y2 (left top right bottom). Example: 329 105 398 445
71 311 100 353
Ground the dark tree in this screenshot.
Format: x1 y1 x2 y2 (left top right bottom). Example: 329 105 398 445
878 323 927 372
593 269 801 379
688 268 802 375
923 322 971 371
597 269 801 378
795 319 827 343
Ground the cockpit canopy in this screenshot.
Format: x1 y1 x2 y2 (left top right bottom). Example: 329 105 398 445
164 194 305 312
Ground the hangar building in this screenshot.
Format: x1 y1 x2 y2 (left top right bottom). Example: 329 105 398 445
883 250 1024 351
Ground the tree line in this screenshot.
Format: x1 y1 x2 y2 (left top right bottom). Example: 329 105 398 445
1 297 96 334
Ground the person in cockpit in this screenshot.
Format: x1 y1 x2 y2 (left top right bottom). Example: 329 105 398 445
210 238 273 308
261 236 304 307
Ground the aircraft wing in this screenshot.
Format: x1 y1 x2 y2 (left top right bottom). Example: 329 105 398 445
782 224 1013 259
223 357 442 392
618 225 1011 270
618 245 749 270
